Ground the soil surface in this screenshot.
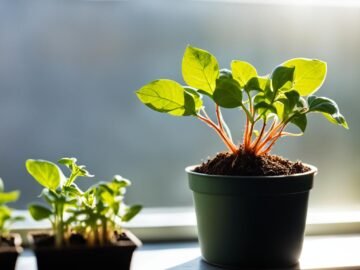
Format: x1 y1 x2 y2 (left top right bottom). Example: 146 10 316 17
32 232 129 248
195 149 310 176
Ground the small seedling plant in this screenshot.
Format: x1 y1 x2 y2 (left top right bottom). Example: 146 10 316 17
26 158 141 248
136 46 348 155
0 178 23 241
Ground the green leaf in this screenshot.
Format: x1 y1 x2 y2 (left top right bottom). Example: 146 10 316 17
26 159 64 190
290 113 307 132
63 184 83 197
283 58 327 96
273 100 285 120
231 60 257 88
0 206 11 218
322 112 349 129
0 191 20 204
254 101 277 118
182 45 219 95
136 79 200 116
213 77 243 108
284 90 301 112
58 157 77 167
59 157 94 178
121 205 142 222
276 90 302 120
28 204 53 221
308 96 338 114
183 87 203 113
271 66 295 93
307 95 348 129
245 76 269 92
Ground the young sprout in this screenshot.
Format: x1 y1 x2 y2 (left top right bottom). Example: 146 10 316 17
26 158 93 247
0 178 23 237
136 46 348 155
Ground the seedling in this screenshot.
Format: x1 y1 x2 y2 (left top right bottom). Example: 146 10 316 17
26 158 141 248
136 46 348 155
26 158 93 247
0 178 23 237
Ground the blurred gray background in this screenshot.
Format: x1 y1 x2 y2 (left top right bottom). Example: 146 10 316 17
0 0 358 210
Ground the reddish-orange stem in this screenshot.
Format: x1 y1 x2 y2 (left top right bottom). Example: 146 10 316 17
215 105 224 132
256 125 286 155
254 122 283 153
243 116 249 149
251 121 267 150
197 115 238 154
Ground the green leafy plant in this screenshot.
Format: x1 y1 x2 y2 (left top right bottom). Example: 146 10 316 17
136 46 348 155
0 178 23 236
26 157 141 248
68 176 142 246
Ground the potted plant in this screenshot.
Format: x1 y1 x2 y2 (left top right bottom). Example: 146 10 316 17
0 178 24 270
136 46 348 267
25 157 142 270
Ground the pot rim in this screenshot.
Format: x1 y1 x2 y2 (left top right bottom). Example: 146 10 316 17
186 163 317 179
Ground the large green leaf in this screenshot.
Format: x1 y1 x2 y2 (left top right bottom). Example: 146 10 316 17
0 191 20 204
136 79 201 116
231 60 257 88
283 58 327 96
271 66 295 93
26 159 64 190
28 204 52 221
213 77 243 108
307 95 348 129
182 45 219 95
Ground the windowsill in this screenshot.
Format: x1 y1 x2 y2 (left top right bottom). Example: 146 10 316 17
13 208 360 269
15 234 360 269
12 207 360 243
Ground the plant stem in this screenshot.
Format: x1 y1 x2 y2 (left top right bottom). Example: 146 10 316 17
215 105 223 132
101 219 107 246
256 124 287 155
54 203 63 248
251 120 267 150
197 114 238 154
254 121 283 153
243 115 249 149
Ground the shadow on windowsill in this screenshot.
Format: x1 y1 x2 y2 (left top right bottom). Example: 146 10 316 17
166 257 300 270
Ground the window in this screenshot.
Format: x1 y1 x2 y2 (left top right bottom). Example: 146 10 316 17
0 1 359 216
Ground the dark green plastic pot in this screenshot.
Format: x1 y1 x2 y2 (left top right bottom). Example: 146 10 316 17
186 164 317 268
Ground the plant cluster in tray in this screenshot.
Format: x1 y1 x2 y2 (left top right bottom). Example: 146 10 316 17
26 157 142 247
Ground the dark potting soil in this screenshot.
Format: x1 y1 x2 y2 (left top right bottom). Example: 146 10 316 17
0 236 15 247
195 149 310 176
32 232 129 248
